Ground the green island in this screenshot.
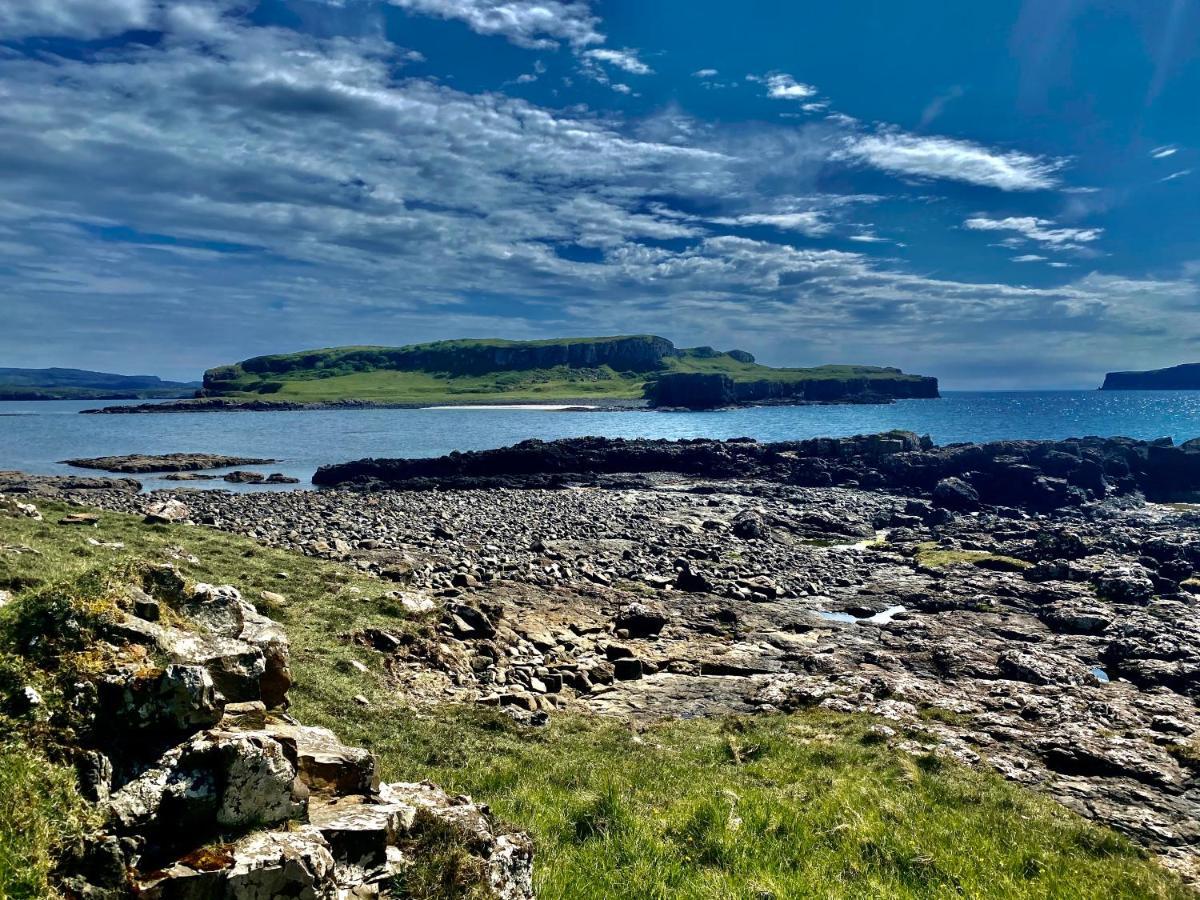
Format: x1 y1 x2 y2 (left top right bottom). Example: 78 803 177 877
0 502 1187 898
197 335 939 407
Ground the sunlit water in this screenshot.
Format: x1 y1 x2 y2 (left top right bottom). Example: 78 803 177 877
1 391 1198 491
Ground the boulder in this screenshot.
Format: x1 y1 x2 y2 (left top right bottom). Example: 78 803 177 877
144 499 190 525
136 826 336 899
933 477 980 512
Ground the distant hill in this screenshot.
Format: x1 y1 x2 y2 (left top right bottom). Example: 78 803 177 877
0 367 201 401
199 335 938 408
1100 363 1200 391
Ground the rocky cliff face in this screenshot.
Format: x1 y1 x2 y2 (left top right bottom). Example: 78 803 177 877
313 432 1200 509
2 554 533 899
204 336 681 392
648 372 939 408
1101 363 1200 390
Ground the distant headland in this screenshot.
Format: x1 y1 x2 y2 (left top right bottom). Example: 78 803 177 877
80 335 939 412
1100 363 1200 391
0 367 200 401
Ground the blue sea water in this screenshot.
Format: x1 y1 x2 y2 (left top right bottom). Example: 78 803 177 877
1 391 1198 491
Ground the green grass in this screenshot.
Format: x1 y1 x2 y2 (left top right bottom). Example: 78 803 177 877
0 743 100 898
200 335 930 404
0 502 1188 899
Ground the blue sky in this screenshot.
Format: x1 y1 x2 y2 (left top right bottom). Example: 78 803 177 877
0 0 1197 387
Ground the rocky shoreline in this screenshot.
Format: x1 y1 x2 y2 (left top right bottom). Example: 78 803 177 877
62 453 279 473
27 430 1199 881
312 432 1200 505
78 395 929 414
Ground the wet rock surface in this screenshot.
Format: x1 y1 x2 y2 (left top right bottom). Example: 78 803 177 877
71 450 1200 881
62 453 277 474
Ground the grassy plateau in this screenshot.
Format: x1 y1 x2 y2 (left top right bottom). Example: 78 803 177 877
197 335 934 405
0 501 1188 898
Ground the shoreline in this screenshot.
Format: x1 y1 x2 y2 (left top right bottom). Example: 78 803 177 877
78 394 924 414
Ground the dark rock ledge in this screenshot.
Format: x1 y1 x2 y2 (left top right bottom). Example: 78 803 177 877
312 432 1200 508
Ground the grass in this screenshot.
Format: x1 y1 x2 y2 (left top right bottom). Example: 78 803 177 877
0 501 1189 899
200 336 930 404
0 743 100 898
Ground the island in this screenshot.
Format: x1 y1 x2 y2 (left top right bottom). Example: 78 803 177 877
82 335 938 412
0 367 200 401
1100 363 1200 391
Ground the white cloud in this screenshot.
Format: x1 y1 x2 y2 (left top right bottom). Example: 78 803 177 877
0 3 1194 388
1150 145 1178 159
710 211 831 236
845 132 1065 191
1161 169 1191 182
692 68 718 78
762 73 817 100
385 0 603 48
0 0 237 40
611 83 631 94
581 47 651 75
964 216 1102 249
1012 254 1046 262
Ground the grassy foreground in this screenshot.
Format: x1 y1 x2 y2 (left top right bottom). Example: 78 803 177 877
0 501 1189 899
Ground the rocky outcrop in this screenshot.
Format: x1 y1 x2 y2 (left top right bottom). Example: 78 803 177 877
1101 363 1200 390
63 453 277 473
311 432 1200 507
648 371 939 408
0 471 142 495
4 564 533 899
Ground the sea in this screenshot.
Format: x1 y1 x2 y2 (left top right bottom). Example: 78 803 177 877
2 391 1199 492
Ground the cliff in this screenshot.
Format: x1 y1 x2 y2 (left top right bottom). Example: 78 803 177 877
649 370 939 408
1101 363 1200 391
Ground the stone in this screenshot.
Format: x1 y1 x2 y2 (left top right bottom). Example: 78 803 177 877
0 495 42 520
144 499 190 525
106 730 300 846
137 826 336 899
613 658 643 681
933 478 980 512
266 722 379 796
59 513 100 526
223 471 267 484
614 602 668 637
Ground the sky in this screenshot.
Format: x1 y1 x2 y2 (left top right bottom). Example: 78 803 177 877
0 0 1197 388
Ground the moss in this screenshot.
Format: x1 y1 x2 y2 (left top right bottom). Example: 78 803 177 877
914 543 1031 572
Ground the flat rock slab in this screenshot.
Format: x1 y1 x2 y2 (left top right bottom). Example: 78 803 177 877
62 453 277 473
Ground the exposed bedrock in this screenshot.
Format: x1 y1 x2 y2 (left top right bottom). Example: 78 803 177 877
648 371 939 408
312 432 1200 507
